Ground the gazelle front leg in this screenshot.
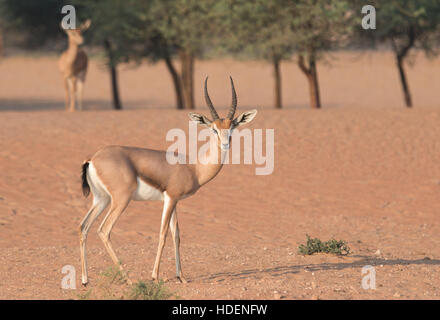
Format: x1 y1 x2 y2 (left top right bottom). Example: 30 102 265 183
152 193 177 281
63 77 70 111
67 77 76 112
169 209 187 283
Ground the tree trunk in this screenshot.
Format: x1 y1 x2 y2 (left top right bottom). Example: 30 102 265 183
396 55 413 108
109 64 122 110
391 29 415 108
104 40 122 110
0 30 3 57
164 54 184 109
308 56 321 109
273 57 282 109
179 49 195 109
298 53 321 109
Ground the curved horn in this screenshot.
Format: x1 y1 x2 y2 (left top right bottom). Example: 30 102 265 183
204 77 219 120
227 76 237 120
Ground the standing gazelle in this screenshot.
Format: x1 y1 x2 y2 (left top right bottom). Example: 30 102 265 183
79 77 257 285
58 20 91 112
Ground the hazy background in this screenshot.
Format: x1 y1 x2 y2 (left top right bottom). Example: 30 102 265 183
1 0 439 111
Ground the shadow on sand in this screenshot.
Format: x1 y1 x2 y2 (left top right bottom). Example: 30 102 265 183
0 99 338 112
195 256 439 282
0 99 111 111
0 99 174 111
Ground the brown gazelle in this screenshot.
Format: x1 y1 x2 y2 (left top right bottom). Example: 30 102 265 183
58 20 91 112
79 77 257 285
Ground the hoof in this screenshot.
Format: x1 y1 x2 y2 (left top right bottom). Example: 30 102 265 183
82 281 88 287
121 272 132 286
177 276 188 284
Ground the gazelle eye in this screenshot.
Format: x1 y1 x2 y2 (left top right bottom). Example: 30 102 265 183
212 128 218 134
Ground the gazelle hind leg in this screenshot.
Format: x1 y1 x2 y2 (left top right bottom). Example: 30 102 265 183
76 80 84 111
79 197 109 285
169 209 187 283
97 195 133 285
152 193 177 281
76 71 86 111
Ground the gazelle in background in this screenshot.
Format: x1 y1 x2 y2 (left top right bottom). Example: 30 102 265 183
58 19 91 112
78 77 257 285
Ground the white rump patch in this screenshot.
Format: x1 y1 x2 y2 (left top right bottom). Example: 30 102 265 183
133 177 164 201
87 162 111 205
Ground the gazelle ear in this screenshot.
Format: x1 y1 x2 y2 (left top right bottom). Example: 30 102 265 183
233 109 258 128
188 113 212 127
80 19 91 31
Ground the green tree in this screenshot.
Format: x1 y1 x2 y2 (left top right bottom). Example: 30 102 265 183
361 1 440 107
77 0 208 110
0 0 66 49
73 0 148 110
221 0 294 109
290 0 354 109
127 1 185 109
149 0 220 109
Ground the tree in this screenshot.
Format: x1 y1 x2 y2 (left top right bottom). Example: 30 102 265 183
0 4 5 57
76 0 206 111
73 0 147 110
149 0 220 109
124 1 185 109
221 0 294 109
0 0 67 49
360 1 440 107
290 0 354 109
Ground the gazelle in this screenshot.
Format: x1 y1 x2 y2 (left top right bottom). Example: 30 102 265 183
79 77 257 285
58 19 91 112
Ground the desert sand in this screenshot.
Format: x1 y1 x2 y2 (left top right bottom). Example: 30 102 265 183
0 51 440 299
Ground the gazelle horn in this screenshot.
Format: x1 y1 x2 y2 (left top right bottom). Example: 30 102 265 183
227 76 237 120
204 77 219 120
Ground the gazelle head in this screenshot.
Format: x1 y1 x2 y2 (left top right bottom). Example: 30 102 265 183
189 77 257 151
61 19 91 45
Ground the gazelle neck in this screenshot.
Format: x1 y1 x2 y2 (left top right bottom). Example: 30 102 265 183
196 138 228 186
66 38 79 62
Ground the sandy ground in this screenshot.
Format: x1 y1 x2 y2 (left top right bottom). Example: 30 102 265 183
0 52 440 299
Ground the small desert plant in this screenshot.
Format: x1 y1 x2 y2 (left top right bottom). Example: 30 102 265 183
100 266 126 285
128 280 172 300
298 234 351 256
73 265 173 300
76 289 92 300
97 266 127 300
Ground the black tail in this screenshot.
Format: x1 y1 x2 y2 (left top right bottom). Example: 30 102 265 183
81 161 90 197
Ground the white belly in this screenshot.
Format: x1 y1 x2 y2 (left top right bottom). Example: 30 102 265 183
132 177 164 201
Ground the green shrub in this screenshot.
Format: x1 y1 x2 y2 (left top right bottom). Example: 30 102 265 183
128 280 172 300
74 266 173 300
298 234 350 255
